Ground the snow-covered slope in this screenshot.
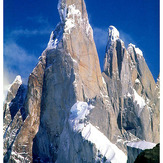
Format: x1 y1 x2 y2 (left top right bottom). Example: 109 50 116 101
69 102 127 163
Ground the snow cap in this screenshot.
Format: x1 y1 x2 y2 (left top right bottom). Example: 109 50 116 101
128 43 143 56
13 75 22 85
108 25 119 41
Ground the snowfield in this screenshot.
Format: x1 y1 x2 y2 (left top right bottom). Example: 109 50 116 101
127 141 156 150
69 101 127 163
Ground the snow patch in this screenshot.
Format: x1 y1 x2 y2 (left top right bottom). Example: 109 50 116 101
127 141 156 150
133 89 146 109
47 32 59 49
135 47 143 56
108 26 119 42
102 77 106 85
82 124 127 163
106 26 121 51
69 101 93 131
65 4 82 34
135 78 140 84
14 75 22 85
7 75 22 93
69 101 127 163
128 43 135 48
128 43 143 56
127 92 132 98
65 18 76 33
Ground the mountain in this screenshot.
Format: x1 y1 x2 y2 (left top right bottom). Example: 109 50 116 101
3 0 159 162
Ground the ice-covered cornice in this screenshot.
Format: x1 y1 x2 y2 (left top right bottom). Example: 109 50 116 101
108 25 119 42
106 25 122 51
128 43 143 56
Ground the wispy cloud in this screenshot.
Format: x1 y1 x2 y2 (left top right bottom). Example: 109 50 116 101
4 15 53 86
10 16 53 37
4 41 38 83
119 30 135 48
27 15 51 26
10 28 51 37
93 27 108 49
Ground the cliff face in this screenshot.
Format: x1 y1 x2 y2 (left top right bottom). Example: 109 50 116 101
3 0 159 162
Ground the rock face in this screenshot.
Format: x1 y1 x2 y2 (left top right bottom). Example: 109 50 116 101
3 0 159 162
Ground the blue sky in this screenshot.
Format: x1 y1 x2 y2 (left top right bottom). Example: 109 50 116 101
4 0 160 87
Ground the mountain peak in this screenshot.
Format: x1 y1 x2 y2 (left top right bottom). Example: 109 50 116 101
108 25 119 42
106 25 120 52
128 43 143 56
8 75 22 93
58 0 87 22
13 75 22 85
48 0 91 49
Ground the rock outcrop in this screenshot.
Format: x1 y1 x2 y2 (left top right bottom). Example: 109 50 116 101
3 0 159 162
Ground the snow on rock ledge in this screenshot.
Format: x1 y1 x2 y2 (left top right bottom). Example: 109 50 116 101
133 89 146 109
127 141 156 150
69 101 127 163
106 25 121 51
128 43 143 56
64 4 82 34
